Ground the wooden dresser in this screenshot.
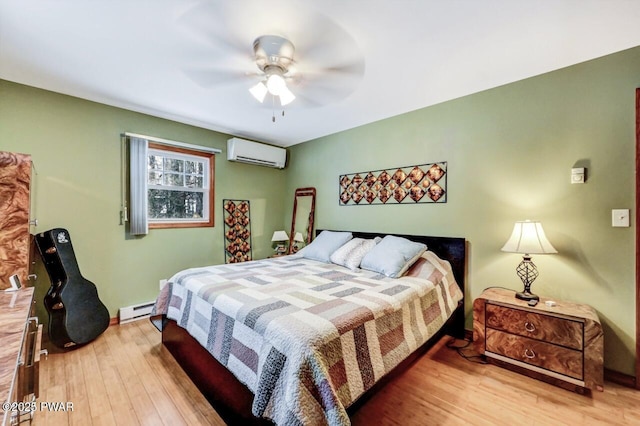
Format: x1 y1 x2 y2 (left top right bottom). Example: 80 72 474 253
473 288 603 393
0 152 34 292
1 288 43 425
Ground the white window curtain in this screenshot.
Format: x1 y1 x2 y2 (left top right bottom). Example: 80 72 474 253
129 137 148 235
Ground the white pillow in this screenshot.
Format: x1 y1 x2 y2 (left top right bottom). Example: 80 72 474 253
330 238 379 270
360 235 427 278
301 231 353 263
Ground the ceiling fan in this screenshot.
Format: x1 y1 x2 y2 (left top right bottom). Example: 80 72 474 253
179 2 365 118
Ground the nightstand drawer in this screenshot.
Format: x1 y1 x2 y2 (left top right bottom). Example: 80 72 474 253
486 303 583 350
486 328 583 380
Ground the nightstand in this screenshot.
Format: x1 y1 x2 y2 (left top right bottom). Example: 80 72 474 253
473 288 603 393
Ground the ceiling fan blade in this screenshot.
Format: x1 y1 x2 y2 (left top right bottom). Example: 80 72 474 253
282 12 365 106
184 68 259 88
177 1 249 54
292 93 327 108
294 85 356 106
288 58 364 106
297 59 365 80
290 12 364 68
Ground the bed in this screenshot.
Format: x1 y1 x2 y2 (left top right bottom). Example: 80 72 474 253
152 230 466 425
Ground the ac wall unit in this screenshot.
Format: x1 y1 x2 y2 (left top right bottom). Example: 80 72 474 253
227 138 286 169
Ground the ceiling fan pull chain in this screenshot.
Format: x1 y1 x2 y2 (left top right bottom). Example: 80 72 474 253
272 96 276 122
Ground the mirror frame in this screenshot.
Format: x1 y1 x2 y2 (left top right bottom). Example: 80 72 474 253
288 187 316 254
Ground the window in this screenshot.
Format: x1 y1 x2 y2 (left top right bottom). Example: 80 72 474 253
147 142 214 228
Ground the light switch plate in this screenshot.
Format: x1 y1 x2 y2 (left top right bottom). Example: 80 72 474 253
571 168 585 184
612 209 630 227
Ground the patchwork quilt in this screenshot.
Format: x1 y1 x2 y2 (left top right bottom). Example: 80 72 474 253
153 251 463 426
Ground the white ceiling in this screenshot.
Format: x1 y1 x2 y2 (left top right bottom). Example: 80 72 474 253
2 0 640 147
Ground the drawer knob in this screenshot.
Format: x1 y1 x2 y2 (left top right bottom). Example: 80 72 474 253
524 348 536 359
524 322 536 332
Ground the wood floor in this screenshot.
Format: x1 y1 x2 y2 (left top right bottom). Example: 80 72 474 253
30 320 640 426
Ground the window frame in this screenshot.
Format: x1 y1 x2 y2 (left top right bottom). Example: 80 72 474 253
147 142 215 229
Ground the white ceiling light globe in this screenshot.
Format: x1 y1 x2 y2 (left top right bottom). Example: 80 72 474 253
266 74 286 96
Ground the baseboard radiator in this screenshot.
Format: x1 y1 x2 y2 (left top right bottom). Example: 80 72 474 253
119 301 155 324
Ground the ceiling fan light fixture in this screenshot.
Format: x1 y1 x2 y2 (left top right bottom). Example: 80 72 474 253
249 81 268 103
251 36 299 110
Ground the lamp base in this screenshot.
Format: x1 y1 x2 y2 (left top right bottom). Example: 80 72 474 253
514 254 540 302
515 290 539 301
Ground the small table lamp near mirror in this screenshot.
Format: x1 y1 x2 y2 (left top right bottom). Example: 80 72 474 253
292 232 304 253
501 220 557 301
271 230 289 255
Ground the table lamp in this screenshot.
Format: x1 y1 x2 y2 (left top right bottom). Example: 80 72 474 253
501 220 557 301
292 232 304 253
271 230 289 255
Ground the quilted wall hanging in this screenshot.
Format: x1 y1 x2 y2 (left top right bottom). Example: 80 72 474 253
339 162 447 205
223 199 252 263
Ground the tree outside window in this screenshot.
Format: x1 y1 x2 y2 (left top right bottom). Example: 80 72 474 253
147 142 214 228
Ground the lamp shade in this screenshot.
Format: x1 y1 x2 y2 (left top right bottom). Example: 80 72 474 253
278 85 296 106
501 220 557 254
249 81 268 103
271 230 289 242
294 232 304 242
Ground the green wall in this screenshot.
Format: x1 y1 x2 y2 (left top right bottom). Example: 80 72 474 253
287 46 640 375
1 45 638 375
0 80 287 320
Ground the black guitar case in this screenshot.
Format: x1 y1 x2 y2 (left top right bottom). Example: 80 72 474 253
35 228 110 348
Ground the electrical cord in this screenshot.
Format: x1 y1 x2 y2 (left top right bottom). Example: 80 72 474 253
446 337 488 364
482 286 516 292
444 287 515 364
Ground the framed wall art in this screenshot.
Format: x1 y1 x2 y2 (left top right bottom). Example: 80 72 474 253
223 199 252 263
339 162 447 206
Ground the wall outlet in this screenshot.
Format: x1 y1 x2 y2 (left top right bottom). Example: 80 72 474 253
159 279 168 290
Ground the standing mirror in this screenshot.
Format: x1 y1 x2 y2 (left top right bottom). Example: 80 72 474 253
289 187 316 254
